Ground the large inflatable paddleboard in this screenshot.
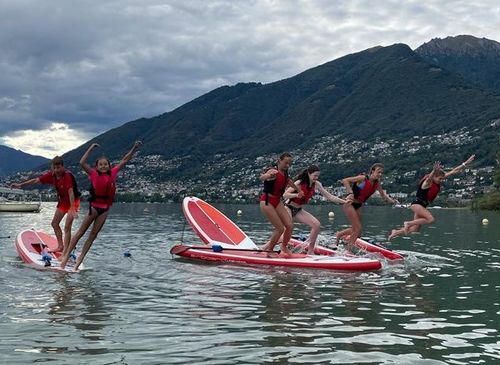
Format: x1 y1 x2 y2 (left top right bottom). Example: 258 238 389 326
182 196 258 249
170 244 382 271
15 229 84 272
174 197 383 271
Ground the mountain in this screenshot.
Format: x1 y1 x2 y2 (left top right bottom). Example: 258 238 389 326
10 37 497 203
415 35 500 94
0 145 50 176
63 42 500 173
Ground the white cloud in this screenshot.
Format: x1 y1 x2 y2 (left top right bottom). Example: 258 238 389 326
0 122 91 158
0 0 499 157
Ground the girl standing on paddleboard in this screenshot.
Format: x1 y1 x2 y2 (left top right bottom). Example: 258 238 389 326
336 163 397 250
259 152 303 257
283 165 346 254
10 156 80 256
60 141 142 271
388 155 474 240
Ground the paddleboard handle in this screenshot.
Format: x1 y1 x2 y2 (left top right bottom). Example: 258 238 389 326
212 244 223 252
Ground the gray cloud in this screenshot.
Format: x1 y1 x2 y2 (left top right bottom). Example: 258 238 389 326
0 0 499 140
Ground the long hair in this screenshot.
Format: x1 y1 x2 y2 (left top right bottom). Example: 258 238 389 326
295 165 320 186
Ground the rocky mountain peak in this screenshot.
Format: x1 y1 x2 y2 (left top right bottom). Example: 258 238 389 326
415 35 500 58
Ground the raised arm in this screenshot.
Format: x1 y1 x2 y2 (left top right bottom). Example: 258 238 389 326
80 143 99 174
116 141 142 171
444 154 475 178
316 181 346 204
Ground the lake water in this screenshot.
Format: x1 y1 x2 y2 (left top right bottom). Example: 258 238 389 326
0 201 499 364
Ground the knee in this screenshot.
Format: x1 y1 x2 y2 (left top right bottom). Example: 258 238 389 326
284 221 294 232
428 216 435 224
88 231 99 241
311 219 321 231
51 221 60 230
275 226 285 235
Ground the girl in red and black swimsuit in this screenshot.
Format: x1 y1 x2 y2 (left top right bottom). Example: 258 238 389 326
336 163 397 250
283 165 345 254
259 153 303 256
60 141 142 271
388 155 474 240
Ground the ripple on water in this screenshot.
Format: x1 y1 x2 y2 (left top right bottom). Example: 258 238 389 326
1 203 499 364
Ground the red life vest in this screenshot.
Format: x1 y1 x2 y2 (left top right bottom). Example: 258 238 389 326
89 170 116 207
263 168 288 197
291 182 315 205
416 175 441 203
353 175 379 203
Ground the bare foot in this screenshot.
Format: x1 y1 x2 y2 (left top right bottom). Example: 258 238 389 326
388 229 398 241
49 246 63 253
307 249 315 255
279 250 292 258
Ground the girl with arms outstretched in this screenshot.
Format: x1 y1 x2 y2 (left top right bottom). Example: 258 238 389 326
60 141 142 271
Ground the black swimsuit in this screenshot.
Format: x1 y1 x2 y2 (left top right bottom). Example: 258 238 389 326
89 205 109 216
285 203 302 217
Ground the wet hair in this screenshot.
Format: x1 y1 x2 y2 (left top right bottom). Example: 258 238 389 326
369 163 384 174
51 156 64 166
278 152 292 160
295 165 320 186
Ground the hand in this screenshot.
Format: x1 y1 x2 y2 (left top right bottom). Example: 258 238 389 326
391 198 400 205
345 194 354 203
432 161 442 171
266 169 278 179
133 141 142 149
69 209 78 219
296 190 304 198
10 183 22 189
89 143 100 150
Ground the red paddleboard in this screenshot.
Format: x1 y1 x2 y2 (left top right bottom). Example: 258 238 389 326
176 197 383 271
15 229 84 272
350 237 404 260
182 196 259 249
170 244 382 271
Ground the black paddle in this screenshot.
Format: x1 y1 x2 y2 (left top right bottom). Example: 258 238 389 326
0 236 11 239
170 244 281 256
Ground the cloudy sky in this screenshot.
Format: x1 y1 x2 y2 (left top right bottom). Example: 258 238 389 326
1 0 499 157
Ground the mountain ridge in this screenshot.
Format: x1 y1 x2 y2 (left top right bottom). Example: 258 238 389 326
0 145 50 177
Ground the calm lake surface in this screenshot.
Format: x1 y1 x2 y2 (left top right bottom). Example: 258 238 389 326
1 201 499 364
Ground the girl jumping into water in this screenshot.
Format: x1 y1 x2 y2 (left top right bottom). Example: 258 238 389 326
283 165 346 254
336 163 397 250
60 141 142 271
259 152 303 257
388 155 475 240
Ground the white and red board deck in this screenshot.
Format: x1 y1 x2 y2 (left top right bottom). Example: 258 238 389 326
15 229 84 272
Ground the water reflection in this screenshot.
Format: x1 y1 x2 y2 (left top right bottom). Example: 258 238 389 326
1 202 499 364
